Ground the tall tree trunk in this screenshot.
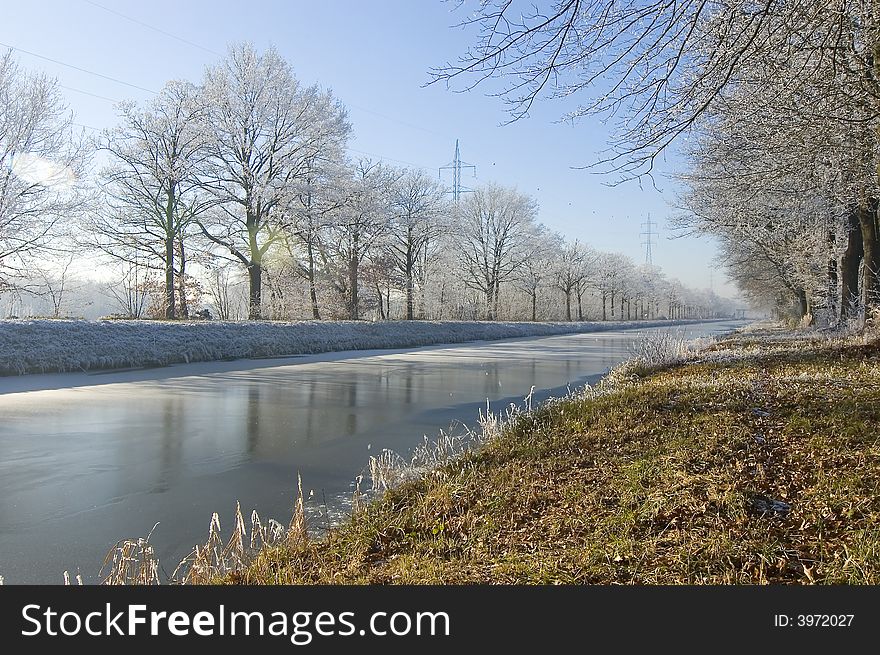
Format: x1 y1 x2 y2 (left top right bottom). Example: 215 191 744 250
841 208 863 320
246 213 262 320
164 235 175 320
349 232 359 320
418 241 429 319
577 290 583 321
247 262 262 320
438 282 445 320
565 290 572 321
827 226 837 320
796 288 808 319
602 294 607 321
164 188 176 320
405 228 415 320
531 292 537 322
405 261 415 320
307 242 321 320
870 41 880 311
178 240 188 319
860 197 880 311
376 281 385 320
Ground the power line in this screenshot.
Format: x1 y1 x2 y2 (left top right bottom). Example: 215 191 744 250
0 41 158 94
347 103 450 139
347 146 430 170
66 124 433 167
2 41 440 173
80 0 221 56
59 84 121 103
72 121 102 132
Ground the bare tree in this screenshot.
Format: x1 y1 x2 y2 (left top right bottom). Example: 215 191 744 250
553 239 592 321
284 154 348 319
674 69 848 324
429 2 792 178
0 50 91 289
388 168 447 319
197 43 350 319
32 254 76 318
512 226 555 321
431 3 880 315
324 159 394 320
589 252 632 321
94 80 210 319
104 260 152 318
454 183 538 320
205 262 247 320
362 250 401 320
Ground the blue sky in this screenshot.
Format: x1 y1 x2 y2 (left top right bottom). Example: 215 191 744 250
1 0 735 296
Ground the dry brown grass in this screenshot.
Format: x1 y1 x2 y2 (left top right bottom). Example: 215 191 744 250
225 329 880 585
99 523 161 585
97 476 311 585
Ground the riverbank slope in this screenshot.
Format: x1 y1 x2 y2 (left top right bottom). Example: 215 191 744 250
0 318 711 376
228 325 880 584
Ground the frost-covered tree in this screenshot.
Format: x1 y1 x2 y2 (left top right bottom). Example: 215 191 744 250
674 55 852 324
204 262 246 320
589 252 632 321
633 264 662 320
283 149 349 319
553 239 592 321
432 2 880 317
513 226 556 321
104 259 152 319
388 168 447 319
197 43 350 319
95 81 210 319
0 51 90 290
430 1 800 177
322 159 394 319
454 183 538 320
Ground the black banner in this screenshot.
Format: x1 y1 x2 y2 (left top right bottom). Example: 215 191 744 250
0 585 876 652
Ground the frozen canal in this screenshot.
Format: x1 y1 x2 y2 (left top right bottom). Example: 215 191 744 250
0 320 744 583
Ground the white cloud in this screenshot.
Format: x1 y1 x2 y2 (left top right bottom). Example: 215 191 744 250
10 152 76 190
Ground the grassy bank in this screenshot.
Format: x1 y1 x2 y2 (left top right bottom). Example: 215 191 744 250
220 326 880 585
0 318 706 376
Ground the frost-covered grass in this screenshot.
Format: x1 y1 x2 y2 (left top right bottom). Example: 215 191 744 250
611 317 880 383
0 317 702 376
608 330 704 380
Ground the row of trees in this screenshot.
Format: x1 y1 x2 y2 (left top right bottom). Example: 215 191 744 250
432 1 880 326
673 6 880 324
0 43 732 323
236 216 732 323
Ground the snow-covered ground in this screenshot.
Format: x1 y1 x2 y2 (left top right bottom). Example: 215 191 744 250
0 318 709 376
